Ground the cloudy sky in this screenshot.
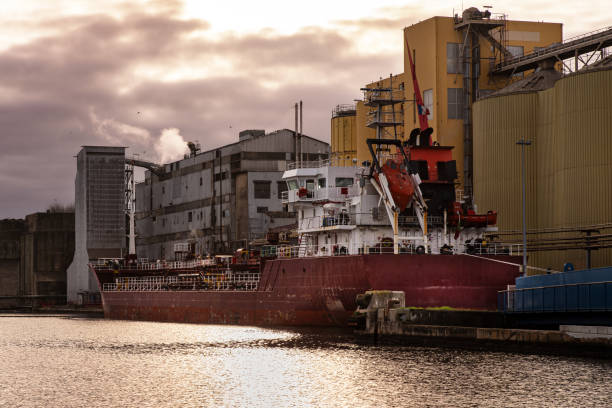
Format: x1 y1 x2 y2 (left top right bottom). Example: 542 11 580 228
0 0 609 218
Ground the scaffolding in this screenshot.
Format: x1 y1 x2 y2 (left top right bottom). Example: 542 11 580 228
361 74 404 143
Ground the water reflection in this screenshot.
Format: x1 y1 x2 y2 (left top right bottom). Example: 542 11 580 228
0 315 610 407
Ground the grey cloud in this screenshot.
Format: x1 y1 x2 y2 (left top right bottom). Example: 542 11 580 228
0 7 399 218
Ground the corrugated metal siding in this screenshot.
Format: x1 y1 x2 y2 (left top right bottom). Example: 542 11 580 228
474 68 612 271
331 114 356 166
473 93 538 233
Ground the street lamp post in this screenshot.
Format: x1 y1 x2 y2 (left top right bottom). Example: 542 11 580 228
516 139 532 277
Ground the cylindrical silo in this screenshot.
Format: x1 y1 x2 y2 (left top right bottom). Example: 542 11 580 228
331 105 357 166
474 63 612 271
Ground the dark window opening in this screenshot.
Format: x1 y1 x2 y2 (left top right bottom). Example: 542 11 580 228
253 180 271 199
335 177 353 187
257 206 268 213
410 160 429 180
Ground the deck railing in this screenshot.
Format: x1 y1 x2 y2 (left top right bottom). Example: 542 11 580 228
91 258 217 271
102 273 260 292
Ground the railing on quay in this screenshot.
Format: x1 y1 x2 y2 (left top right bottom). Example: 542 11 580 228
498 281 612 313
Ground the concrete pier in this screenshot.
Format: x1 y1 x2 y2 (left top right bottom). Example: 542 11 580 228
352 291 612 356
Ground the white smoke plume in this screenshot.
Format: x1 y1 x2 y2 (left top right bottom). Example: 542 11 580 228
154 128 188 163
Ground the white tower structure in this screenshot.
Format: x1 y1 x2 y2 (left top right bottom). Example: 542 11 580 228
66 146 126 303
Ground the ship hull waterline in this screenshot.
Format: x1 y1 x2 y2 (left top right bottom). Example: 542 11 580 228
94 254 521 327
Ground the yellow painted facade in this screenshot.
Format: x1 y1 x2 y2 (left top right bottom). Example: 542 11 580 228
331 14 562 181
403 16 563 188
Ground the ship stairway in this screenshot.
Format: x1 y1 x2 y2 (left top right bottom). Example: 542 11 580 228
298 234 312 257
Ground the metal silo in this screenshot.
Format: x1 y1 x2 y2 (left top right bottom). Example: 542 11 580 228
474 62 612 271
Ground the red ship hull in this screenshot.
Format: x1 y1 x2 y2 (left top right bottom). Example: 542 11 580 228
94 254 520 327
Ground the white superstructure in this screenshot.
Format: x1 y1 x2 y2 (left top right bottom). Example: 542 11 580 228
282 160 499 257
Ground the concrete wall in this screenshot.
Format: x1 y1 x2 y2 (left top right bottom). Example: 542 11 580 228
1 214 74 307
0 219 26 307
247 171 288 239
20 213 75 298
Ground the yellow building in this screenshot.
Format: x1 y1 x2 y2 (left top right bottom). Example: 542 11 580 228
403 12 562 194
332 9 562 189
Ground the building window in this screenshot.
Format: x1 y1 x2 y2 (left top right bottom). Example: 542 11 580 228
447 88 464 120
305 179 315 192
253 180 271 199
423 89 433 121
162 186 165 194
446 43 463 74
199 177 202 186
318 178 326 188
507 45 524 58
256 206 268 213
188 212 192 222
277 181 288 199
287 179 298 190
507 45 525 78
335 177 353 187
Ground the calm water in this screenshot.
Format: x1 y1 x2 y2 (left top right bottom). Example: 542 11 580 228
1 315 611 408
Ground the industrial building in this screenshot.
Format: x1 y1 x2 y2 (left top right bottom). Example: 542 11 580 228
330 8 612 273
0 212 74 308
66 146 126 303
473 57 612 271
135 129 329 260
331 8 563 198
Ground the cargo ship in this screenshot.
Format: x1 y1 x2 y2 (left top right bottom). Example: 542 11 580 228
91 40 521 326
92 134 522 326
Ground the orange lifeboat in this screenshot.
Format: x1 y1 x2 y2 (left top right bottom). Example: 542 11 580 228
375 156 414 211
